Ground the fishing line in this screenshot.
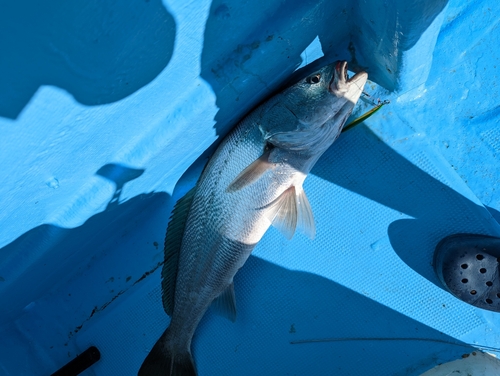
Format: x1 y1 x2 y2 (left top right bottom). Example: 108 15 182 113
290 337 500 354
361 90 386 106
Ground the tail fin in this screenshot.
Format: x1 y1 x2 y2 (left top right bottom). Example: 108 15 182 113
138 330 196 376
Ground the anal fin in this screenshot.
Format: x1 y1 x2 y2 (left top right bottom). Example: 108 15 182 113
211 282 237 322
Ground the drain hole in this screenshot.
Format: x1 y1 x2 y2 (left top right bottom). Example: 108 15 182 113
486 281 493 287
461 264 468 269
497 293 500 299
486 299 493 304
497 257 500 263
477 254 484 260
462 278 468 283
480 268 487 274
470 290 477 295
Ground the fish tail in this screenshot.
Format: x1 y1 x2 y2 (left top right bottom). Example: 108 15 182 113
138 330 196 376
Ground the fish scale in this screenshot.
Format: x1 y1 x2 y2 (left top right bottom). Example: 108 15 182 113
139 60 367 375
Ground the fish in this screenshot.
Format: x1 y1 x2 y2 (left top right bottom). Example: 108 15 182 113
138 60 368 376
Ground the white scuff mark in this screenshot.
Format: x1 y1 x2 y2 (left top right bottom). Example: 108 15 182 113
420 351 500 375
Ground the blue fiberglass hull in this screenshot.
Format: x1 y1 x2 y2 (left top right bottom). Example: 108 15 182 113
1 0 500 374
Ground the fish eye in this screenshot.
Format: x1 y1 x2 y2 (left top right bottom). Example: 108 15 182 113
306 74 321 84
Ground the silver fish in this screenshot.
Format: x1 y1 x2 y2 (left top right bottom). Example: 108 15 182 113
139 61 367 375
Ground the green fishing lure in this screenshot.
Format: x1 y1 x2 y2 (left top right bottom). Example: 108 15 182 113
342 95 390 132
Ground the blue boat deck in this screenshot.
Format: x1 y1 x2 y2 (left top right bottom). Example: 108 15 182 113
1 0 499 374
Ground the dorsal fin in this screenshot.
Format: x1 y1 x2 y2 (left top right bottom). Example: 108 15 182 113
161 187 197 316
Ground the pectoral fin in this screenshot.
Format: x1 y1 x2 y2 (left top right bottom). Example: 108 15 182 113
266 186 315 240
226 151 273 192
161 187 196 316
211 282 237 322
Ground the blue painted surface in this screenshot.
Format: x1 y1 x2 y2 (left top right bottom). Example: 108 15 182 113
0 0 499 374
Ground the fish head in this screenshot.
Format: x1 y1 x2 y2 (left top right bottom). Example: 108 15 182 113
264 61 368 151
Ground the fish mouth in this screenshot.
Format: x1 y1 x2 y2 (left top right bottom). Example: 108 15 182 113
330 61 368 96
